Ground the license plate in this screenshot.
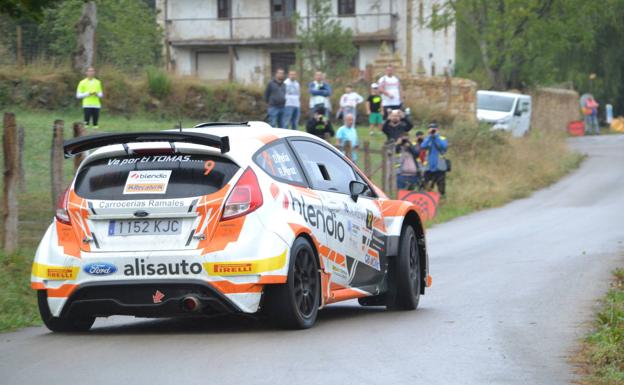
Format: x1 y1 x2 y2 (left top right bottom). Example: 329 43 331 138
108 219 182 236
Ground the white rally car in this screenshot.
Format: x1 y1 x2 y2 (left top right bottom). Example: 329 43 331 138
32 122 431 330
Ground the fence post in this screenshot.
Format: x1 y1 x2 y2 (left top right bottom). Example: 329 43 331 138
17 124 25 191
73 122 87 172
381 144 388 193
51 120 64 210
382 143 395 196
363 141 371 176
3 113 19 253
344 140 352 160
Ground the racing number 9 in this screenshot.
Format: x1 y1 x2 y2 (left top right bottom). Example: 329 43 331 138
204 160 215 176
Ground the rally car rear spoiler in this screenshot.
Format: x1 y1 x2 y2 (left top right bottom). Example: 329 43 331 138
63 131 230 158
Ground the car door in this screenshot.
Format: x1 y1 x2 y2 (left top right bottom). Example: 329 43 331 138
289 139 386 292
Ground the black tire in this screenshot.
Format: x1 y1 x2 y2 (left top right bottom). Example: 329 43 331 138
37 290 95 332
264 237 320 329
386 225 421 310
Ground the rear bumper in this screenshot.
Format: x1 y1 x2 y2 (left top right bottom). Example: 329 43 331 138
61 280 243 318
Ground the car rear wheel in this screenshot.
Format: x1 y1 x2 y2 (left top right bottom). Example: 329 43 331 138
264 237 320 329
37 290 95 332
386 225 421 310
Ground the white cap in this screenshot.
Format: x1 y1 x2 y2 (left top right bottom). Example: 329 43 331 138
371 83 379 88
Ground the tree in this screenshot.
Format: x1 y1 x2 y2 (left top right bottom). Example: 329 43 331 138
0 0 60 68
0 0 59 20
296 0 357 77
434 0 603 90
40 0 162 70
73 1 97 73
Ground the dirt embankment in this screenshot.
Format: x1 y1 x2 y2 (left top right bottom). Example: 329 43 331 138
0 66 267 121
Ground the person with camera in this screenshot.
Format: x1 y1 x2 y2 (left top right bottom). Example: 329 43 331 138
382 109 413 142
306 106 335 139
395 132 421 190
420 122 449 196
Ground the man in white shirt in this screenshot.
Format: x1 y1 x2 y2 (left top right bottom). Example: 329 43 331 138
378 64 402 119
338 84 364 121
308 71 332 117
283 70 301 130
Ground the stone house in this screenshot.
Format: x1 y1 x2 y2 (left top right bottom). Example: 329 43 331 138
156 0 455 84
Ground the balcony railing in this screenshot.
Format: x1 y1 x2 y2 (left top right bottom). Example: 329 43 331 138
166 13 397 45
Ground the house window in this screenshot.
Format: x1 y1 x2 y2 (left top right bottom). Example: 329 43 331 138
217 0 231 19
338 0 355 16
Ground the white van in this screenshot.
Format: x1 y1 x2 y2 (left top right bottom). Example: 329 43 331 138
476 91 532 137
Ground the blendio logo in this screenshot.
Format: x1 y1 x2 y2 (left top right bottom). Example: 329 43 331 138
289 192 345 242
124 259 202 276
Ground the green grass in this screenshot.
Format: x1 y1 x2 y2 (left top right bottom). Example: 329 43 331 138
0 106 583 332
0 250 40 331
576 268 624 385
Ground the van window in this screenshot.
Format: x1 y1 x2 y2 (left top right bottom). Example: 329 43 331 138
74 154 239 200
477 94 515 112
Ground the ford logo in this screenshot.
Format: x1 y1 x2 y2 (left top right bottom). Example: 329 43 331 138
84 262 117 276
134 210 149 217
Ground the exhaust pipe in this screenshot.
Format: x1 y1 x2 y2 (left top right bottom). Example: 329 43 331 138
181 296 201 312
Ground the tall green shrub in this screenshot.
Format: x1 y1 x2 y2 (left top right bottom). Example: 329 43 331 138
146 67 171 100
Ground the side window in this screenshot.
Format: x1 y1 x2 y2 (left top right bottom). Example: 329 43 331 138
291 140 356 194
253 141 305 184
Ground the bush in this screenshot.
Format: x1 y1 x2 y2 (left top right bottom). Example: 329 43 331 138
146 67 172 100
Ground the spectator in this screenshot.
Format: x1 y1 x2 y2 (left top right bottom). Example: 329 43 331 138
76 66 104 129
378 64 402 119
395 132 421 190
264 68 286 127
420 123 449 196
306 106 334 139
584 96 600 135
335 113 359 161
338 84 364 121
283 70 301 130
366 83 383 136
415 130 427 163
308 71 332 117
382 109 413 142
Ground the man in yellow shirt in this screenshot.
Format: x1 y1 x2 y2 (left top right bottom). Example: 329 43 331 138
76 67 104 129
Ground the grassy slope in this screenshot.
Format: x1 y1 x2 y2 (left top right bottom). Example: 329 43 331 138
575 268 624 385
0 106 582 331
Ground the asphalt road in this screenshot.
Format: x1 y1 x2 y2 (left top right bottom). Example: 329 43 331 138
1 135 623 385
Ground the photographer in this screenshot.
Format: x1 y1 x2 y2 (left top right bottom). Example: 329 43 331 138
382 109 413 142
306 106 334 139
395 133 421 190
420 122 449 196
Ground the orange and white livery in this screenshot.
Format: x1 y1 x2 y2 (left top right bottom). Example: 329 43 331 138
32 122 430 330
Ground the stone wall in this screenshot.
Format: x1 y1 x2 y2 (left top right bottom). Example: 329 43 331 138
529 87 580 132
401 76 477 122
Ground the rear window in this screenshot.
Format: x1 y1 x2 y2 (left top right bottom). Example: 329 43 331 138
74 154 239 200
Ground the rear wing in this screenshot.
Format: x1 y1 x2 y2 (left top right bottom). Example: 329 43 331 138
63 131 230 158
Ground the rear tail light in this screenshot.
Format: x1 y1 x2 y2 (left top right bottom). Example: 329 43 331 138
222 167 263 220
55 187 71 225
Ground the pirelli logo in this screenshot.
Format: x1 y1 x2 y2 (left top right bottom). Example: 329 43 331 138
47 268 75 279
203 250 287 277
31 263 79 280
212 263 253 274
